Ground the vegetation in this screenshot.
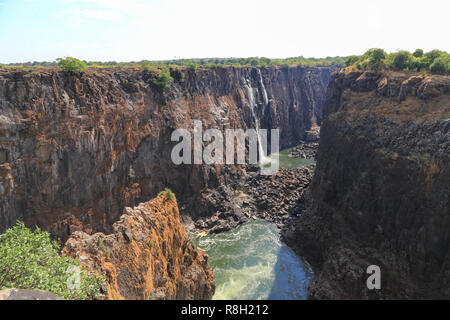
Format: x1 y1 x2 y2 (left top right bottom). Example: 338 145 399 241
0 221 103 299
3 49 447 76
345 48 449 74
150 69 174 93
1 55 346 71
56 57 87 74
97 237 110 258
158 188 174 201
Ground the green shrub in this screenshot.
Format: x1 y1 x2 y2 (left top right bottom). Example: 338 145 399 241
97 237 110 258
366 48 386 70
0 221 103 299
390 51 412 71
151 69 174 93
345 55 359 66
187 62 198 70
413 49 424 58
158 188 174 201
425 49 444 62
430 57 448 74
56 57 87 75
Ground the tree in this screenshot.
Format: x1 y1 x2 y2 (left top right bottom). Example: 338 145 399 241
366 48 386 70
0 221 103 299
345 55 359 66
56 57 87 75
390 51 411 71
413 49 424 58
430 57 448 74
425 49 444 62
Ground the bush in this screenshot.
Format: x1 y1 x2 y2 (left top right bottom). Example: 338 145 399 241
366 48 386 70
430 58 448 74
389 51 412 71
56 57 87 75
151 69 174 93
158 188 174 201
345 55 359 66
0 221 103 299
425 49 444 62
187 62 198 70
413 49 424 58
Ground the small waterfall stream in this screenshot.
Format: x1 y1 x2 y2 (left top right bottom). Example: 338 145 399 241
245 79 270 164
258 69 269 106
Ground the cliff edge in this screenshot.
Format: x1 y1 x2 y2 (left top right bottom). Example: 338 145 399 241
283 69 450 299
0 66 331 241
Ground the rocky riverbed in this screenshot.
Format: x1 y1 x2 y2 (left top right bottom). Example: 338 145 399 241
190 142 318 234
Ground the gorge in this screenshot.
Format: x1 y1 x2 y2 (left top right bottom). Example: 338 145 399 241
0 64 448 300
0 65 331 299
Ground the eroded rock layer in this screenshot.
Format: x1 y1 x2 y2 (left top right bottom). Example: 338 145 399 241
0 66 331 241
62 193 215 300
283 70 450 299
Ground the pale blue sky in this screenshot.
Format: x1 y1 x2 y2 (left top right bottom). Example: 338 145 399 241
0 0 448 63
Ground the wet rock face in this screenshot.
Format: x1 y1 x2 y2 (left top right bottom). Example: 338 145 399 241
62 193 215 300
283 70 450 299
0 66 331 242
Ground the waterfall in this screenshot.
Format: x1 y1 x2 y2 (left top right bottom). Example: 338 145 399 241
258 69 269 106
245 79 270 165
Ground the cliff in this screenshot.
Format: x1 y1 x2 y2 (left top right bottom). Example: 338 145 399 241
0 66 331 241
283 69 450 299
62 193 215 300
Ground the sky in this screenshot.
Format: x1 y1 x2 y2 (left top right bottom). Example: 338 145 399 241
0 0 449 63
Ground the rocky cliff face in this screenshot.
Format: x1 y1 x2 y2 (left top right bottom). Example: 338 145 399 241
283 69 450 299
62 193 215 300
0 66 331 241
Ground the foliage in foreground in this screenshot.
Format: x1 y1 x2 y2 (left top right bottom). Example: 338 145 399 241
0 221 103 299
345 48 449 74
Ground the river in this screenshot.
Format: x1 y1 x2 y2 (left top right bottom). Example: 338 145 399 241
192 220 313 300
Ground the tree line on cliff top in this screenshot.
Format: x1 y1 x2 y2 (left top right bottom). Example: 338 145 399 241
1 55 346 71
1 50 447 87
345 48 449 74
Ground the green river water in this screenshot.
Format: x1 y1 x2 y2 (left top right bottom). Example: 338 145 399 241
192 220 314 300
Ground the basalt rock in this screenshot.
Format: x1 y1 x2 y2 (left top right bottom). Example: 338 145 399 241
0 66 331 242
62 193 215 300
0 288 64 300
283 69 450 299
195 165 315 233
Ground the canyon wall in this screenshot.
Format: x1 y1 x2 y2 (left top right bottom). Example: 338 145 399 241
0 66 331 242
284 69 450 299
62 193 215 300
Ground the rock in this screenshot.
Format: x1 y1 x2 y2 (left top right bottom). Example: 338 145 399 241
0 66 332 242
0 289 64 300
283 69 450 299
62 193 215 300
